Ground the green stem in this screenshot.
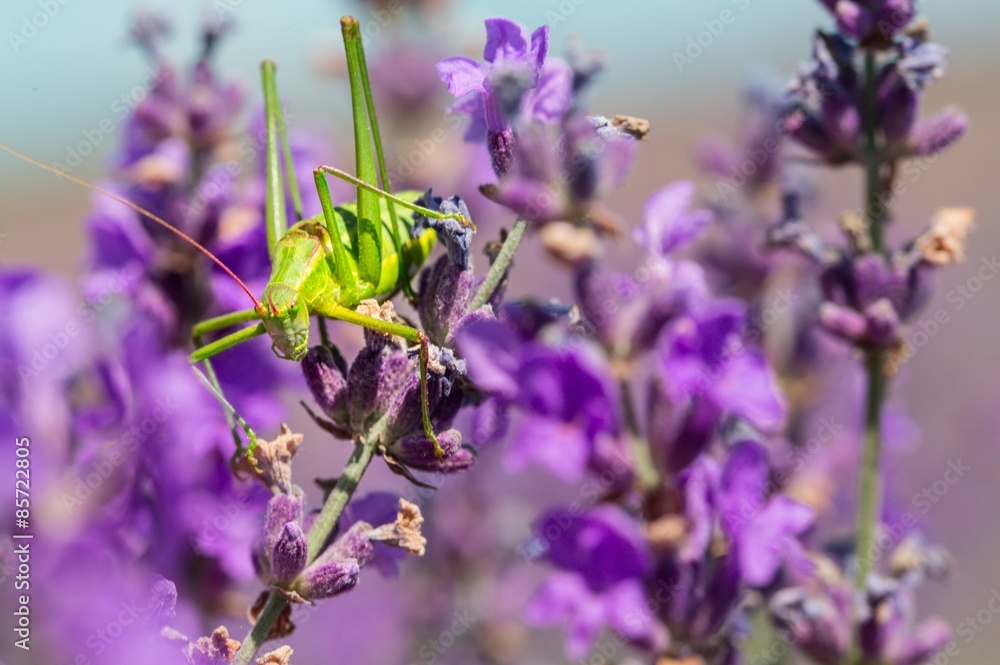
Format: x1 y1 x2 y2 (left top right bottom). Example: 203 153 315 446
231 416 386 665
863 51 883 254
854 349 885 587
470 218 527 311
851 48 893 665
234 593 286 665
619 379 658 492
854 48 890 590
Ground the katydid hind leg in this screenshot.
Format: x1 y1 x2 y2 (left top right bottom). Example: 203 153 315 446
261 60 289 259
341 17 382 289
344 17 416 301
314 166 474 230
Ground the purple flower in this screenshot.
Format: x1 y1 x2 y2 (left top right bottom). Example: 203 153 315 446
437 18 572 176
783 32 862 164
526 506 665 657
718 441 815 586
818 0 915 42
657 299 786 433
458 318 630 485
772 565 950 665
487 114 636 224
633 181 713 257
301 322 473 477
574 253 709 360
698 76 792 192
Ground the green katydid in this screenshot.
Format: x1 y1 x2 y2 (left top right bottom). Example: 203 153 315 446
0 16 474 460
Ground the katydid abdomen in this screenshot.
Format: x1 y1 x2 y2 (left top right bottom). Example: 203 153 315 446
259 190 437 360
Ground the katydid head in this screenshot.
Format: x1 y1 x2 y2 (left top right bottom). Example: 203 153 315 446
258 283 310 361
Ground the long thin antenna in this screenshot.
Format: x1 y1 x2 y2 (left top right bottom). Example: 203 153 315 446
0 140 260 308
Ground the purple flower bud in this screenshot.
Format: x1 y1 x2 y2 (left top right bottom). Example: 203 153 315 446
488 126 516 177
863 298 900 347
909 106 968 156
322 522 375 567
390 429 474 473
770 586 851 664
818 0 915 42
383 369 463 445
301 345 348 428
271 522 308 584
878 68 919 146
414 190 474 270
347 346 410 432
819 301 868 343
262 494 303 568
417 255 483 347
296 558 361 600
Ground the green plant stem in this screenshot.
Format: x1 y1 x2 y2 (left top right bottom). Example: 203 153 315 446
863 51 884 254
619 379 659 492
850 48 892 665
854 349 885 585
232 417 386 665
470 218 527 311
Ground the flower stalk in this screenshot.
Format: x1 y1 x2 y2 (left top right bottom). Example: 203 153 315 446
232 415 388 665
470 218 527 311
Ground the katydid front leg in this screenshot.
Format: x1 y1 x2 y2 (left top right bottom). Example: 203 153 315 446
191 309 267 459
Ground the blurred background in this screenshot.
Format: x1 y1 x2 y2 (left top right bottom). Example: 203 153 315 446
1 0 998 663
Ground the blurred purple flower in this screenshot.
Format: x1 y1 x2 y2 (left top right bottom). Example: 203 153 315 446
437 17 573 176
657 299 786 433
458 318 630 485
718 441 815 586
525 505 665 657
817 0 915 42
634 181 713 256
487 114 636 224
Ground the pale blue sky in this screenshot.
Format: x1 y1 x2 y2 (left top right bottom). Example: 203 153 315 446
0 0 996 185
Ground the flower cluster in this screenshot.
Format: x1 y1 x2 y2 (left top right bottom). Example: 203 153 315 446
437 17 637 234
774 9 972 363
0 15 320 663
457 181 815 659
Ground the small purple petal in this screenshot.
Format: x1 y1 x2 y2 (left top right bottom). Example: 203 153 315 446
435 56 486 98
456 319 522 400
521 58 573 124
635 181 712 256
506 415 590 482
910 106 968 156
483 17 528 63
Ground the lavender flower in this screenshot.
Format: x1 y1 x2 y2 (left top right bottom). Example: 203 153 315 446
817 0 915 43
525 505 666 658
436 17 572 176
